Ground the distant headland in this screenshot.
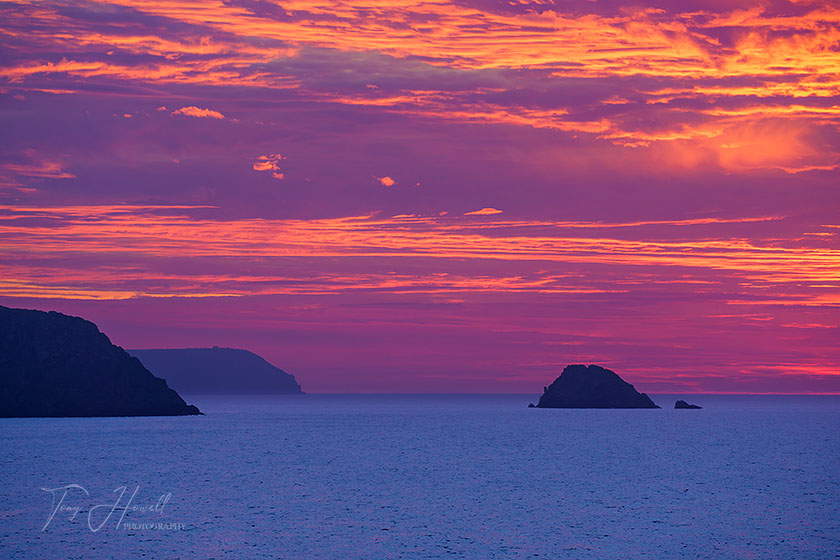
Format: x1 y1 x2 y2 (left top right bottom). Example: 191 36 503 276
128 347 304 395
0 305 200 418
535 364 660 409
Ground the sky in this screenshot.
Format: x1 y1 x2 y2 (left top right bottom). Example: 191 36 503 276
0 0 838 393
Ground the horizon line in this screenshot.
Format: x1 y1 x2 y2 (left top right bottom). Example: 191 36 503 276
179 392 840 396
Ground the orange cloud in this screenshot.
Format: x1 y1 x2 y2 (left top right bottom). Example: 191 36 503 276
252 154 286 179
77 0 831 80
171 106 225 119
375 176 396 187
465 208 503 216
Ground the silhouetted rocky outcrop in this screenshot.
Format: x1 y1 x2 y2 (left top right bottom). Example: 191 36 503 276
128 347 303 395
0 305 200 417
675 400 702 409
536 364 659 408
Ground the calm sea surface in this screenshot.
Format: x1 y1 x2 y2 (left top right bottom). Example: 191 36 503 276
1 394 838 559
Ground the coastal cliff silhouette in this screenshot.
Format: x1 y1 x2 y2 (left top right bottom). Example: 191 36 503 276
129 347 303 395
0 305 200 417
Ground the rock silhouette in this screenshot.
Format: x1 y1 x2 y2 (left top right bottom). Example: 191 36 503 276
536 364 659 408
0 305 200 417
128 347 303 394
675 400 702 409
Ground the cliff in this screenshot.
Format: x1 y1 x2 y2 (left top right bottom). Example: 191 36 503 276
128 347 304 395
0 305 200 417
536 364 659 409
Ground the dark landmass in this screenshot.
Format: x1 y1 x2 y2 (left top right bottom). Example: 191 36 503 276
0 305 201 417
128 347 304 395
675 400 702 409
536 364 660 409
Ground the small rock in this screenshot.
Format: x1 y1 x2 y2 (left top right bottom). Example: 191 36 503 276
674 400 702 409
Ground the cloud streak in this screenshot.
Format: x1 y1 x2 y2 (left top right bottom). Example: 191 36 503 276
0 206 836 300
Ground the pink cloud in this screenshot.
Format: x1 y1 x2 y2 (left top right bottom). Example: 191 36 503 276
375 176 395 187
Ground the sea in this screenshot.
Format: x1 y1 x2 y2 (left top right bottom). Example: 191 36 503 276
1 394 838 559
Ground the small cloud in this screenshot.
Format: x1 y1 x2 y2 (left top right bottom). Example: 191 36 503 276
0 150 75 187
366 84 378 89
156 105 167 112
602 95 631 105
375 176 395 187
465 207 503 216
252 154 286 180
171 106 225 119
122 113 132 118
